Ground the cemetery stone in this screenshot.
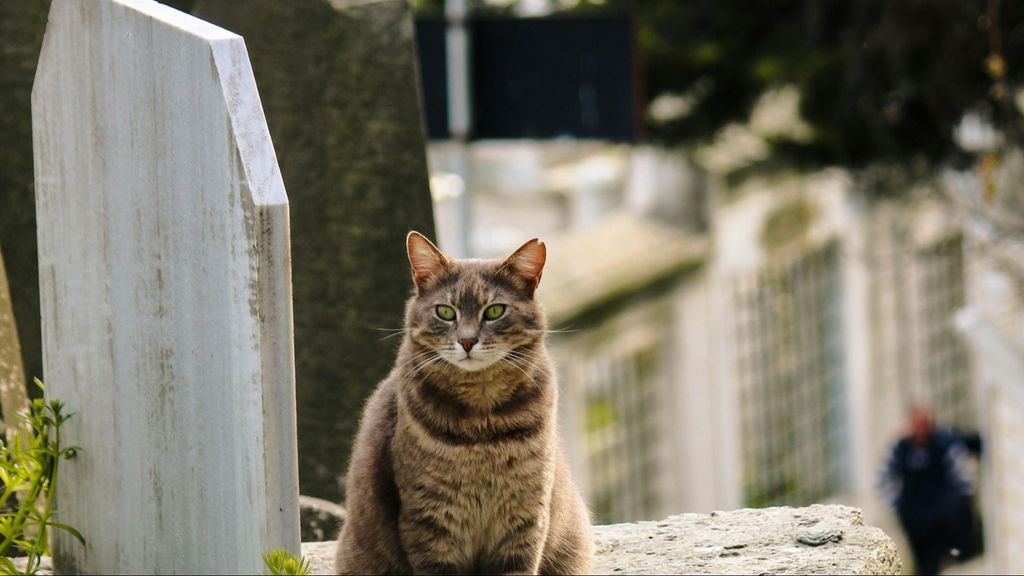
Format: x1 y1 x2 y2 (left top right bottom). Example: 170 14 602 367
32 1 300 572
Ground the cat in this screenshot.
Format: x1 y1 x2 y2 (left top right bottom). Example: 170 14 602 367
334 231 593 575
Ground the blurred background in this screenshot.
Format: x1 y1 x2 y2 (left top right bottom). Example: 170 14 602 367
3 0 1024 574
412 1 1023 574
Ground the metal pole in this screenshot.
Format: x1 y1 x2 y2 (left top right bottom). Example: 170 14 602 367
446 0 473 257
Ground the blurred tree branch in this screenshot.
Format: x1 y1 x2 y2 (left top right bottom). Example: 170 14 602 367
440 0 1024 170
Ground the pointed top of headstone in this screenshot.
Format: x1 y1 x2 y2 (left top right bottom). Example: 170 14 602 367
34 0 286 210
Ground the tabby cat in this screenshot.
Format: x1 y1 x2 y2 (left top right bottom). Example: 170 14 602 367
334 232 593 575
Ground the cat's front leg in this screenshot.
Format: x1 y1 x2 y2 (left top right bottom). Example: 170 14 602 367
477 511 549 575
398 510 472 575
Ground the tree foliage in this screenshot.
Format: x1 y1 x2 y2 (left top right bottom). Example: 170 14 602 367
434 0 1024 168
628 0 1023 168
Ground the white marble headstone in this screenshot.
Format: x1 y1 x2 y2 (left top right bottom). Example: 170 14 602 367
32 0 299 572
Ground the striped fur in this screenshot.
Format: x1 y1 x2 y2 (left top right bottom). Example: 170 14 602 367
335 235 593 575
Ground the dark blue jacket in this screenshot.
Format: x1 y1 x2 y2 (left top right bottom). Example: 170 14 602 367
882 429 973 535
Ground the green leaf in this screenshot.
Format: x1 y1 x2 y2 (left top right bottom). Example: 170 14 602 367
47 521 86 545
12 538 36 554
262 549 311 576
0 380 86 568
0 555 18 575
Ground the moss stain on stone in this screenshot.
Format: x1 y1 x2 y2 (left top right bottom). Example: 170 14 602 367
759 197 818 252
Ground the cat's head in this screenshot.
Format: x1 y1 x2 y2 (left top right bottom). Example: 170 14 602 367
404 231 547 372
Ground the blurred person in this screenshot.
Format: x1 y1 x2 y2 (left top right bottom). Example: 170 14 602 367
881 406 982 575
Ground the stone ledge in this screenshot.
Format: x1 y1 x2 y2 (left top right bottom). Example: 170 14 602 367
301 504 901 575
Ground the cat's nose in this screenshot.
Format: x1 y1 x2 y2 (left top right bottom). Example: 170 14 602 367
458 337 478 352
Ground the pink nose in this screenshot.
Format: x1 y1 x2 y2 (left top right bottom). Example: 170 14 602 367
458 338 478 352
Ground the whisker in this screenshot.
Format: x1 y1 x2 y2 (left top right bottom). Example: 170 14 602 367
396 349 439 370
501 357 541 391
503 351 551 379
400 354 446 386
500 350 551 391
407 352 442 373
503 348 542 365
371 327 409 341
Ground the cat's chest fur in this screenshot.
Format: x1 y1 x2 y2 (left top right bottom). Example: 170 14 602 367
392 375 558 562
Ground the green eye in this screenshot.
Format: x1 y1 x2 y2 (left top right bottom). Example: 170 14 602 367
484 304 506 320
435 305 456 321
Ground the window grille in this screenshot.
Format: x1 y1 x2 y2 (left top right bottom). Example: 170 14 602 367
912 236 973 429
583 342 663 524
733 242 847 507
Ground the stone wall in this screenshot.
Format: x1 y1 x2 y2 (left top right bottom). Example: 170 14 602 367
300 504 901 574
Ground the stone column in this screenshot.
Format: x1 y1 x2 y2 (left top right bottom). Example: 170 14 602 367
193 0 437 504
32 1 299 572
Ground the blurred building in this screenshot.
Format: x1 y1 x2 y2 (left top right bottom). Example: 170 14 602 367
950 153 1024 575
428 140 979 532
417 11 987 571
695 169 973 514
539 214 709 523
714 172 853 510
411 5 1024 574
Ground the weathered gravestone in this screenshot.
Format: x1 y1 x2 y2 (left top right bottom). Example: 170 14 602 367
192 0 437 503
0 0 52 393
33 1 299 573
0 248 31 444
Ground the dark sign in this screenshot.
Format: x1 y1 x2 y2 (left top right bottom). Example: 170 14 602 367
415 15 638 141
414 17 450 139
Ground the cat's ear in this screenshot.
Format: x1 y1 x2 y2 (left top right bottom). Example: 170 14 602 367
407 231 450 293
501 238 546 297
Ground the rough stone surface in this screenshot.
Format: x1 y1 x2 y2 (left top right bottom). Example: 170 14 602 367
300 495 346 543
301 505 900 575
192 0 437 504
32 1 299 572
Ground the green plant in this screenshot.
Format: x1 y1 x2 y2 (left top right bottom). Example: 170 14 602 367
262 548 312 576
0 379 83 575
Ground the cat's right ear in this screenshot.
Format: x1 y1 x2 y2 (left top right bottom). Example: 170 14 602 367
407 231 450 293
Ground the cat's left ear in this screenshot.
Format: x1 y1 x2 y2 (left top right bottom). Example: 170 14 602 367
501 238 546 297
